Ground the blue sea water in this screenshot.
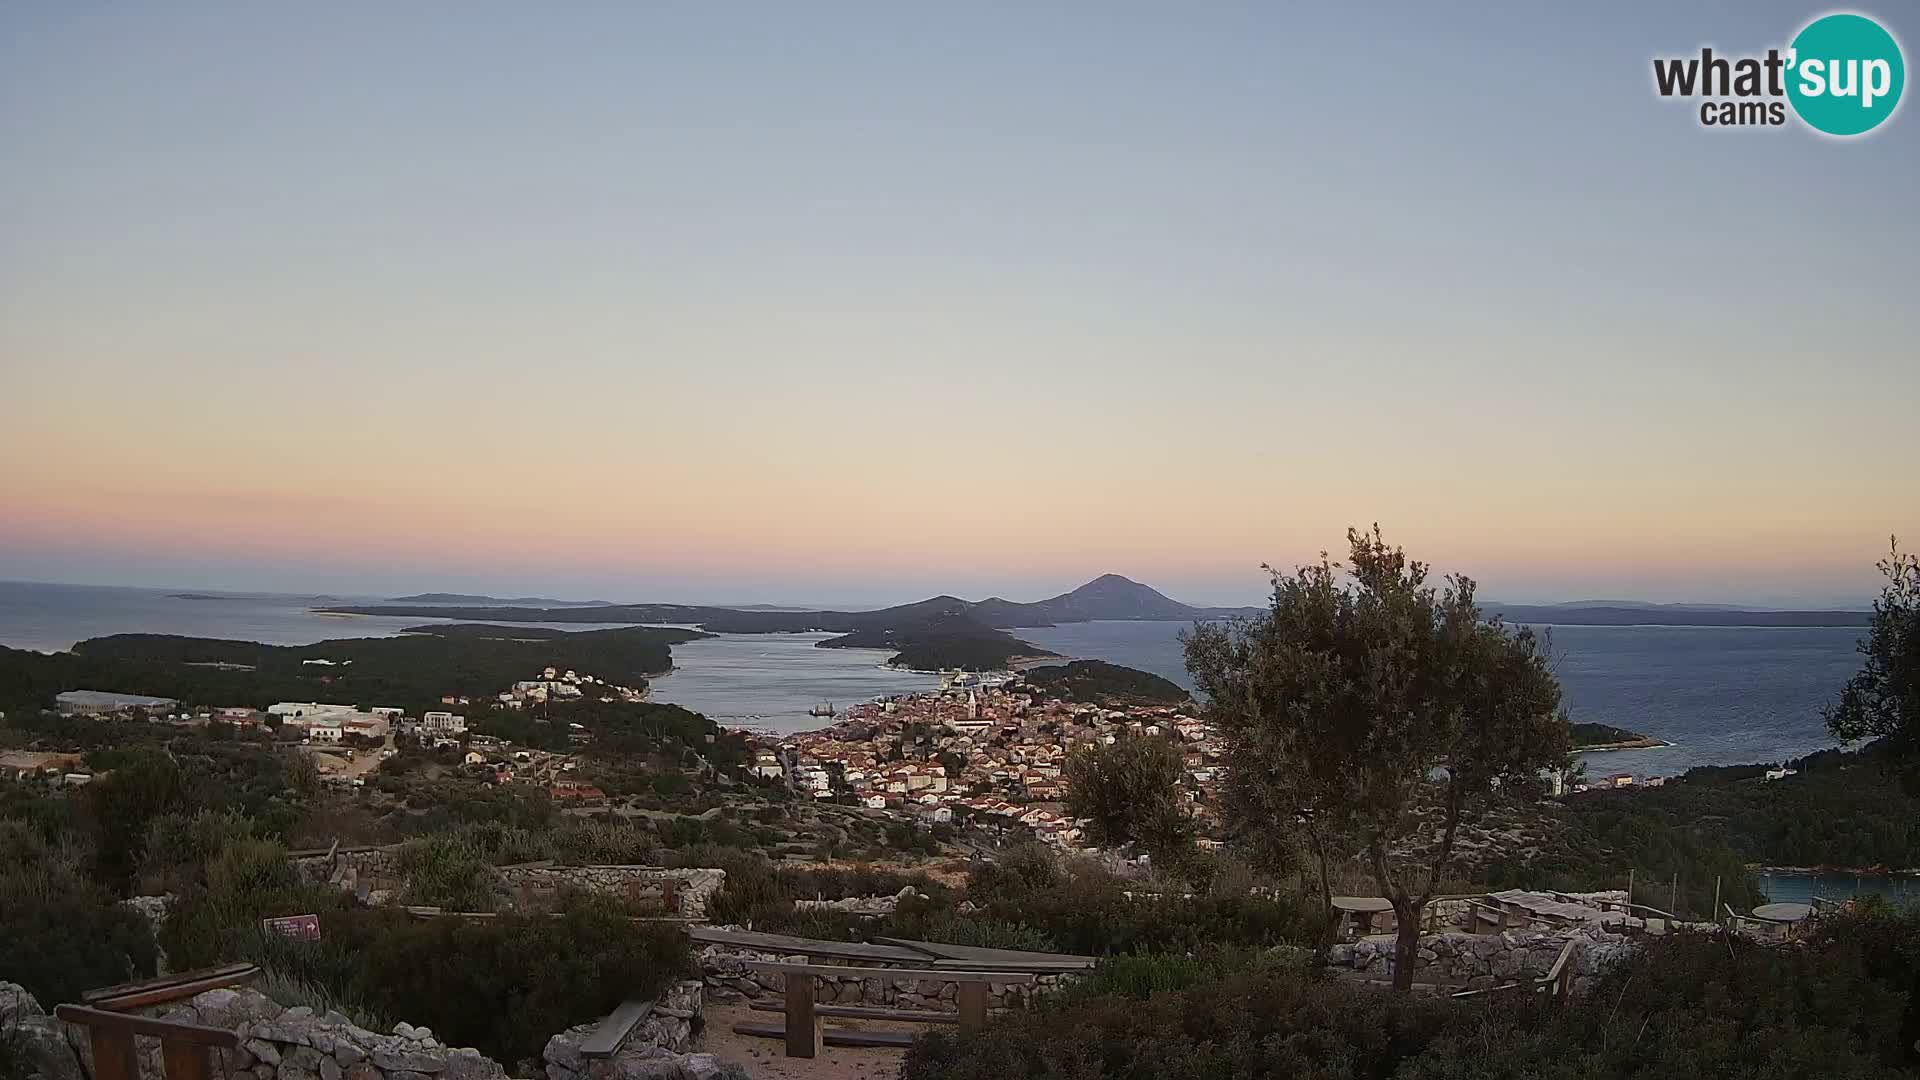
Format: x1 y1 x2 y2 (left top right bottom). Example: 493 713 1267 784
1017 619 1867 778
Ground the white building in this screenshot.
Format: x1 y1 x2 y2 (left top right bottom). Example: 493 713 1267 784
270 702 359 722
422 711 467 735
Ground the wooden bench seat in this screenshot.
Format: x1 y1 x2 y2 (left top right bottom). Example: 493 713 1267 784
577 998 655 1059
747 1001 958 1023
729 1022 916 1049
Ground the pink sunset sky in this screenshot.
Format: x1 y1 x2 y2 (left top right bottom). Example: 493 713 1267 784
3 5 1915 609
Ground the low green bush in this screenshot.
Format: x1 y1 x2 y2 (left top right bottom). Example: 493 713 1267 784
0 823 157 1006
395 835 503 911
905 906 1920 1080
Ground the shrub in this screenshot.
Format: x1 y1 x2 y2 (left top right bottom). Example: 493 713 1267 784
271 897 692 1064
1069 944 1287 1000
159 838 347 972
396 835 502 912
0 848 157 1006
905 965 1456 1080
906 914 1920 1080
550 819 657 865
139 810 258 893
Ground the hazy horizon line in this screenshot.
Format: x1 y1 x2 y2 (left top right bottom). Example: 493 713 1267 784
0 575 1876 614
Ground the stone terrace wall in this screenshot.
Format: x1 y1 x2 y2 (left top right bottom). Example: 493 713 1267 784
496 866 726 922
290 848 726 920
1328 926 1634 994
695 935 1071 1014
291 846 404 905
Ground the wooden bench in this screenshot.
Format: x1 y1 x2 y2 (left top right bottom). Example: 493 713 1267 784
55 1005 239 1080
576 998 656 1059
747 1001 958 1023
737 962 1036 1058
83 964 262 1012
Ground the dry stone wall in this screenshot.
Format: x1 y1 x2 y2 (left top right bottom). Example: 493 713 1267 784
291 847 404 905
1327 926 1634 994
290 848 726 920
495 866 726 921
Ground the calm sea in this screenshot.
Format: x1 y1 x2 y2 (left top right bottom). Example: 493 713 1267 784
1017 619 1867 778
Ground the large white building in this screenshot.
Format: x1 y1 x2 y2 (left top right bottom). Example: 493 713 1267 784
422 711 467 734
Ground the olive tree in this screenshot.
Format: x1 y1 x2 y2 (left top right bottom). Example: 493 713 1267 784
1064 731 1195 873
1827 536 1920 767
1185 526 1568 990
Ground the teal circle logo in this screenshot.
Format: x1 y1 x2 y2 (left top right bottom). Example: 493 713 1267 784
1786 13 1905 136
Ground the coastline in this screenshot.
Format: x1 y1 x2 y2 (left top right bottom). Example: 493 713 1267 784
1573 737 1672 753
1753 864 1920 877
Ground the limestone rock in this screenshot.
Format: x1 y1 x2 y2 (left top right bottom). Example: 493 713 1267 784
373 1046 449 1073
442 1048 506 1080
8 1016 87 1080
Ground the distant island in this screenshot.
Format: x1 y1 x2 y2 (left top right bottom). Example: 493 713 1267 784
387 592 616 607
1570 722 1670 751
1017 659 1190 706
319 575 1871 671
0 623 708 717
323 574 1221 671
818 610 1057 671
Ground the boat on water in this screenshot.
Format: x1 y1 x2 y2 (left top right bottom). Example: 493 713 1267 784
807 702 835 717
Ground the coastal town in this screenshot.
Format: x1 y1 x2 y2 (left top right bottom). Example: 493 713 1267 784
761 673 1224 850
7 656 1738 848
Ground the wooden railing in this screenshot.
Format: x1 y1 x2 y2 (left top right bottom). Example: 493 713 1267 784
54 1005 238 1080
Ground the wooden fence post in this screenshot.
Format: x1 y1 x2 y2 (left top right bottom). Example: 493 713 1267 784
957 982 989 1030
784 973 820 1058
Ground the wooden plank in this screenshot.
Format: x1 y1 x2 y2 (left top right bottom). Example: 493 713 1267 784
54 1006 240 1048
872 937 1096 966
690 927 930 965
731 1023 915 1050
748 1002 959 1024
162 1038 214 1080
784 973 820 1058
84 964 259 1007
743 962 1034 984
925 958 1093 973
86 1022 139 1080
956 982 988 1030
576 999 654 1059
